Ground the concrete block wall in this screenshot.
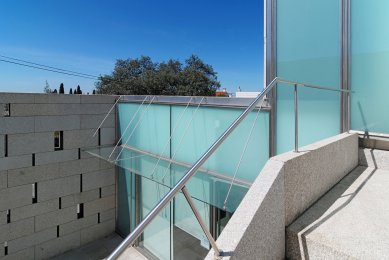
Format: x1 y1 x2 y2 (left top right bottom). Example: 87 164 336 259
0 93 118 260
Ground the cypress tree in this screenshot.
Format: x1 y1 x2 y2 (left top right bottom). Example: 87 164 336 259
59 83 64 94
69 88 73 94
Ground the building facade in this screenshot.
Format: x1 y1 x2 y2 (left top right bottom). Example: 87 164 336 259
0 94 117 259
265 0 389 153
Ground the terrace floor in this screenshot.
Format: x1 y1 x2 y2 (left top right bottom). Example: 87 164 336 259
50 232 146 260
287 165 389 259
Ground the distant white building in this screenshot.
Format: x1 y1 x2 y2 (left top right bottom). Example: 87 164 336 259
235 91 261 98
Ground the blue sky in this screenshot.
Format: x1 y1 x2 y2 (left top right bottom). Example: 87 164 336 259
0 0 264 94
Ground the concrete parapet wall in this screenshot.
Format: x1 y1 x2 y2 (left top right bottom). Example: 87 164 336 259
205 133 358 260
0 93 118 260
279 133 359 225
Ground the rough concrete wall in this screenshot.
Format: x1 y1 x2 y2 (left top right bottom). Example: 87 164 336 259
275 133 359 226
206 160 285 260
0 93 118 260
205 133 358 260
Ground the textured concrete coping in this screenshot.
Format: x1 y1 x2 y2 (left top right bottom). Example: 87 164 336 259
205 133 358 260
276 133 359 225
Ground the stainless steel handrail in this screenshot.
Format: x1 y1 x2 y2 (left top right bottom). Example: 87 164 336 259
107 77 351 259
277 78 351 93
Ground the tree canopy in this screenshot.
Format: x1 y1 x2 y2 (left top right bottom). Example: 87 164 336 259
95 55 221 96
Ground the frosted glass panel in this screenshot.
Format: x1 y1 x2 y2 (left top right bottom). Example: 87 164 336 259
174 193 209 245
350 0 389 134
171 106 269 183
117 103 269 183
117 103 170 156
117 169 136 236
140 177 171 260
276 0 341 154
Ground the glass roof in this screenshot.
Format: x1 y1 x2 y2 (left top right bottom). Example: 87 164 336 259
85 145 251 213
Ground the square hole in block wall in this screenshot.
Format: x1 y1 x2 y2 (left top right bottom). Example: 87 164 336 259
54 131 63 151
3 104 10 117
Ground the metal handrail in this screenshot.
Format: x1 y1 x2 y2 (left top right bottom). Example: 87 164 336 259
277 79 351 93
107 77 351 260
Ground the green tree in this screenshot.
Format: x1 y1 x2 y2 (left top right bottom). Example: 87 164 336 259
69 88 73 94
53 89 58 93
92 89 96 94
96 56 157 95
178 55 220 96
95 55 220 96
76 85 82 94
59 83 65 94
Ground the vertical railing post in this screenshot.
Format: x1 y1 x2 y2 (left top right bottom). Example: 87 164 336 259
294 84 298 152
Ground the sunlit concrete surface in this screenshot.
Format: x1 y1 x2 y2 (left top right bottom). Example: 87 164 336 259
287 165 389 259
50 232 147 260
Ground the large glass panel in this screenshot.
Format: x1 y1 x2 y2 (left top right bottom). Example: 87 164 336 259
276 86 341 153
117 168 136 236
350 0 389 134
171 106 269 183
173 193 209 259
139 177 172 260
117 103 170 156
276 0 341 154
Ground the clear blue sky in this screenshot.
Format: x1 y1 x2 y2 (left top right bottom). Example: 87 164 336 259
0 0 264 94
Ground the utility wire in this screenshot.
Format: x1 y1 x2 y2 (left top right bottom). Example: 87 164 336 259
0 54 99 78
0 58 98 80
0 56 140 89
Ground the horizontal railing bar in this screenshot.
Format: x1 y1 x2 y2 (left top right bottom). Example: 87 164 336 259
349 130 389 139
119 95 271 109
119 78 349 107
277 78 352 93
